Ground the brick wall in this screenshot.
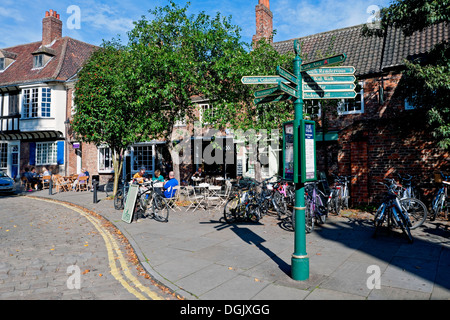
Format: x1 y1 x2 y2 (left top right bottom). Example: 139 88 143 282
316 71 449 206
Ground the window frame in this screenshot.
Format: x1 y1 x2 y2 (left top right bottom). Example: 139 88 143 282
98 145 114 173
338 81 364 115
131 144 154 174
33 55 44 69
22 87 52 119
36 142 58 165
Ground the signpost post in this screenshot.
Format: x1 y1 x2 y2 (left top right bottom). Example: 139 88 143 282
242 39 356 281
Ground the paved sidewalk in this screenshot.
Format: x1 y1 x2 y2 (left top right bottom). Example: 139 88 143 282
29 189 450 300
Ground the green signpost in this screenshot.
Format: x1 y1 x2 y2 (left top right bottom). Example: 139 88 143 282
242 39 356 281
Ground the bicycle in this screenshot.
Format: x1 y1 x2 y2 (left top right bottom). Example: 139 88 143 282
327 174 351 215
136 180 170 222
223 180 261 223
304 181 328 233
373 179 427 243
272 178 295 219
113 177 129 210
397 173 421 200
430 171 450 221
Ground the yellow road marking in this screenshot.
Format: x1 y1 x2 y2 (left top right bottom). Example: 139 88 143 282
28 197 163 300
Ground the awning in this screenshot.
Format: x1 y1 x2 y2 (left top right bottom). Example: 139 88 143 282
0 130 64 141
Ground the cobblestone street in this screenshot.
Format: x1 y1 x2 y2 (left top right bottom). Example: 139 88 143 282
0 195 177 300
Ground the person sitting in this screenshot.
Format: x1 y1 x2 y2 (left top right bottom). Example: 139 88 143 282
27 167 40 190
72 169 87 191
133 167 148 184
41 167 51 178
163 171 179 199
152 169 164 183
84 168 90 184
192 167 204 178
22 167 33 191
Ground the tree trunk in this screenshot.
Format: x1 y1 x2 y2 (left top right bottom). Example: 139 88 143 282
112 150 123 197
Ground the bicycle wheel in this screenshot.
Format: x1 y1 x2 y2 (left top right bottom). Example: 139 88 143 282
114 189 124 210
334 189 341 215
224 197 238 223
373 203 386 238
247 203 261 222
431 193 445 221
397 211 414 243
152 194 169 222
305 201 314 233
400 198 427 229
274 192 288 219
342 188 349 210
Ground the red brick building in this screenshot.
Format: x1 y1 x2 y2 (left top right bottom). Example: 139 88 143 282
254 0 449 205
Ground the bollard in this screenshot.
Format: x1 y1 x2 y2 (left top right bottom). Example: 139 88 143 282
49 175 52 195
93 180 98 203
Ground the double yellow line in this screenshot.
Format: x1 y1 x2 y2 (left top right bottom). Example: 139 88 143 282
29 197 163 300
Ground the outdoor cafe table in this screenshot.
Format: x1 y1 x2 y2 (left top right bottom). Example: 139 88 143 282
193 183 222 211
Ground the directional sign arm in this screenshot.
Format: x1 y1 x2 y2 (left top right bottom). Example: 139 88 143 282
279 82 299 99
277 66 298 85
300 54 347 72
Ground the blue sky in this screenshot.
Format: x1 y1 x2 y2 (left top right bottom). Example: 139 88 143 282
0 0 392 48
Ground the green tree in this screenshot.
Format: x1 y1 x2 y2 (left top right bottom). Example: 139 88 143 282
72 41 157 196
363 0 450 148
126 0 249 182
72 1 252 189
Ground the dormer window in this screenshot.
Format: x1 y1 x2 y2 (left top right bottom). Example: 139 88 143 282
34 55 44 68
32 46 55 69
0 49 17 72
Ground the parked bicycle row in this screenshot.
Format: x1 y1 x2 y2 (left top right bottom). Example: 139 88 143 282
109 169 448 244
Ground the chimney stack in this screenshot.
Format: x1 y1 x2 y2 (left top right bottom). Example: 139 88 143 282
252 0 273 45
42 10 62 46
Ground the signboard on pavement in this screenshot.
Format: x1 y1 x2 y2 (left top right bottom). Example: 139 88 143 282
122 184 139 224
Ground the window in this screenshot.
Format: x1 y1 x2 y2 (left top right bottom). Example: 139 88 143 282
22 87 51 118
33 55 44 68
41 88 51 117
199 103 214 124
132 145 153 172
8 92 19 115
98 146 114 172
36 142 58 165
0 143 7 169
338 82 364 115
0 58 4 71
23 88 39 118
304 100 322 118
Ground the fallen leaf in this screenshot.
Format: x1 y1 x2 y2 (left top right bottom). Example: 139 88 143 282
82 269 90 275
254 278 260 282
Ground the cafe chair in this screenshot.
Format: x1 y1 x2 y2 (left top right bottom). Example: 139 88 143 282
76 176 89 192
21 176 32 191
42 175 52 189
